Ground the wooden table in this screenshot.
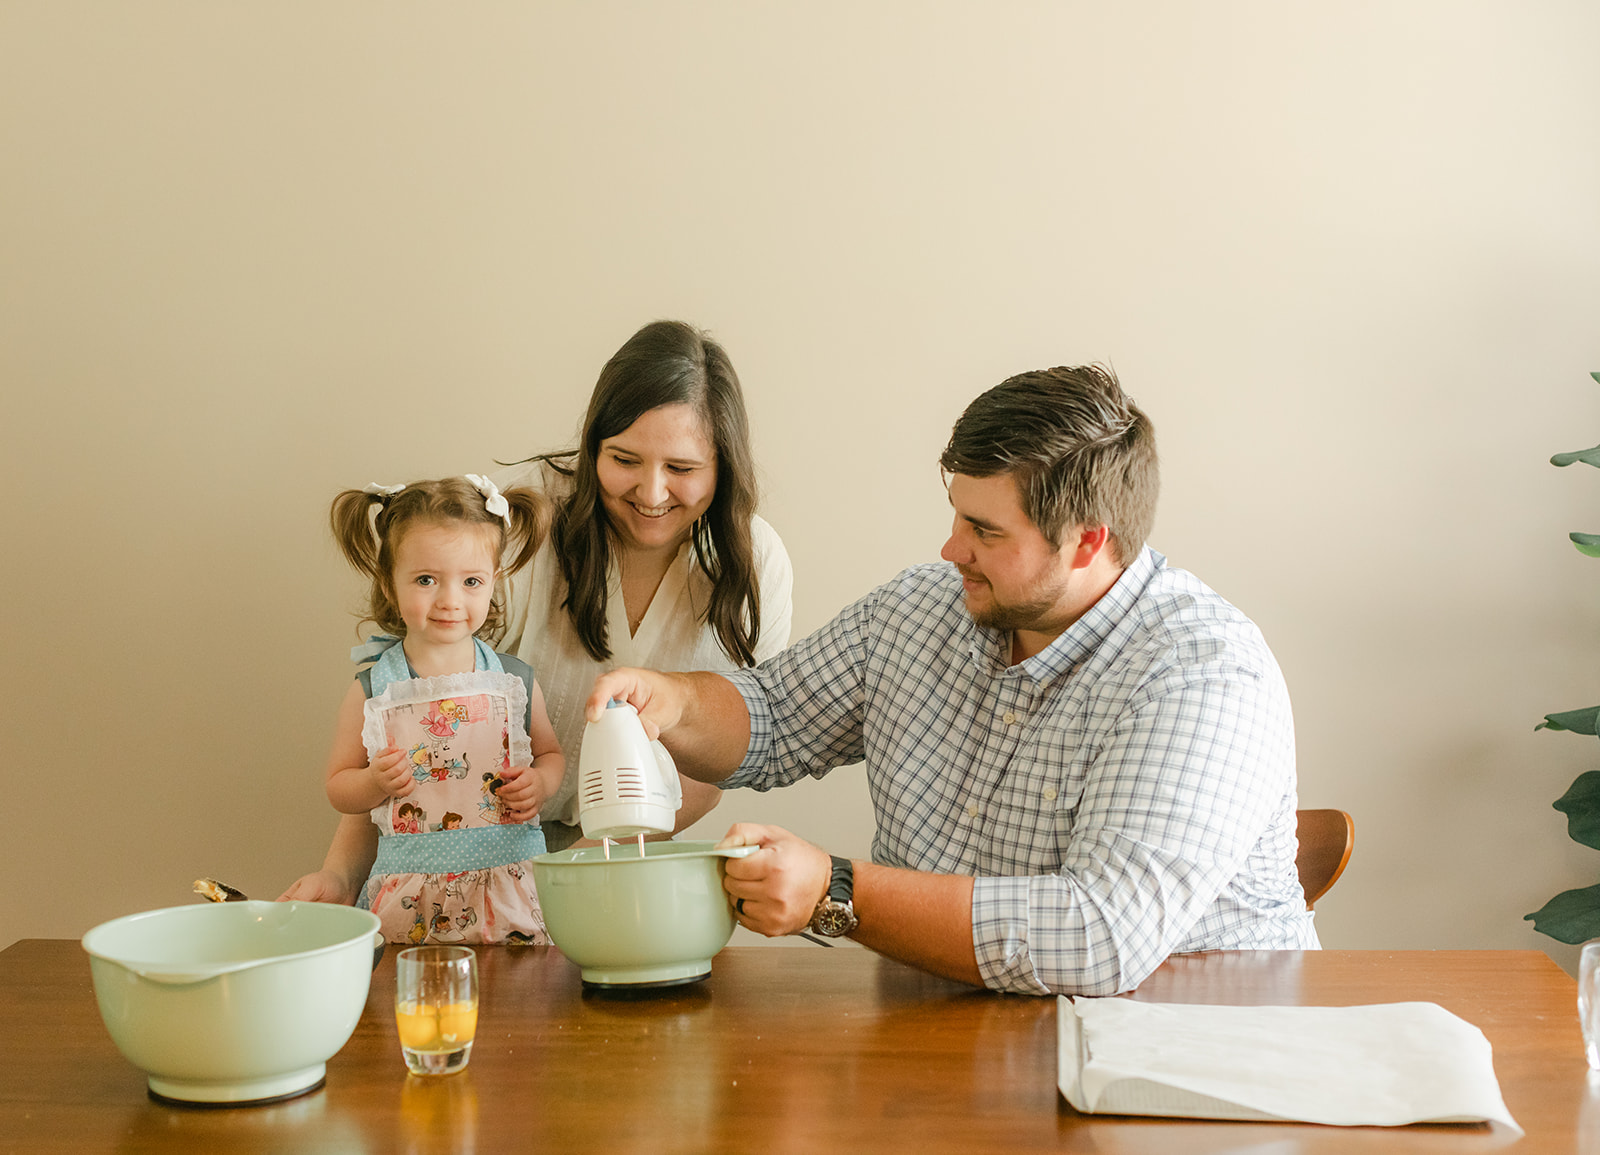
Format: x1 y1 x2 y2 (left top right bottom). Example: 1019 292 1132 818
4 941 1588 1152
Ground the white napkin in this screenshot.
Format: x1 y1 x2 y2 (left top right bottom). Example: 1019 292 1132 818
1058 997 1521 1134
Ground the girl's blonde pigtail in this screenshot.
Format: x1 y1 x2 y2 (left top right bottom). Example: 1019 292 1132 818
329 489 388 583
499 486 550 579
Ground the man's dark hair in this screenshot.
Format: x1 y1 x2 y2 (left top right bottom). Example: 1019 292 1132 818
939 365 1158 566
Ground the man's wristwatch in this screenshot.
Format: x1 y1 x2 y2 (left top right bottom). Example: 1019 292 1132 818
809 855 859 937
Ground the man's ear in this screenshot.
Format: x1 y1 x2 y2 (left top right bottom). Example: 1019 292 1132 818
1068 525 1112 570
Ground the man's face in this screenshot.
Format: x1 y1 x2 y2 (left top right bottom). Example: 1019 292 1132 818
940 472 1077 634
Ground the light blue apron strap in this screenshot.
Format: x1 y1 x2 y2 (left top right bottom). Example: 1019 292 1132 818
364 639 411 698
366 823 547 881
360 636 504 699
472 637 505 675
350 634 400 665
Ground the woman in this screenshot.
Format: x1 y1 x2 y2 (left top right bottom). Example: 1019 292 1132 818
280 320 793 903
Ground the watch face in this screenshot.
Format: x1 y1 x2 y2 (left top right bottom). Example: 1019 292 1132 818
812 902 858 938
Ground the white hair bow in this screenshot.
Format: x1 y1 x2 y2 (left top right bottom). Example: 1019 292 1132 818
465 474 511 524
362 482 406 498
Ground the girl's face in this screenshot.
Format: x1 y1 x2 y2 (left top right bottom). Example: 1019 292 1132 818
392 521 499 650
596 403 719 556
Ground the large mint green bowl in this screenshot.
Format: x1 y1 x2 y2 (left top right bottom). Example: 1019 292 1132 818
82 901 382 1104
532 840 756 987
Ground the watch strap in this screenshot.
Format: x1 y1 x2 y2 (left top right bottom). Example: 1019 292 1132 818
827 855 854 904
809 856 859 938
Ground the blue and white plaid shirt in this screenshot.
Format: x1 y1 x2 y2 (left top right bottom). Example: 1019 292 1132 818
722 547 1317 996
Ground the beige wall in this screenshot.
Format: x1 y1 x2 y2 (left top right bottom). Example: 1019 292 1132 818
5 3 1600 970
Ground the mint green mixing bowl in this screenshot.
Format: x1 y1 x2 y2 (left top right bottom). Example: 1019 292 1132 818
82 901 381 1104
532 840 756 987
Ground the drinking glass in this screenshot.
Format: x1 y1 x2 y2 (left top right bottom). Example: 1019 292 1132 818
1580 942 1600 1070
395 946 479 1076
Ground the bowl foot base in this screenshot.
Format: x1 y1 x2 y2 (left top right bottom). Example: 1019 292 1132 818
147 1064 327 1107
579 959 712 989
582 974 709 996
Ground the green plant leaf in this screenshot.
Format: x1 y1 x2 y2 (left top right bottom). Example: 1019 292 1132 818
1554 771 1600 850
1573 534 1600 558
1553 446 1600 467
1536 706 1600 734
1525 883 1600 943
1592 371 1600 385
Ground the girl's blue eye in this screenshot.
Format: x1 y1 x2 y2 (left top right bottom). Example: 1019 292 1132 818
465 577 483 587
417 575 436 586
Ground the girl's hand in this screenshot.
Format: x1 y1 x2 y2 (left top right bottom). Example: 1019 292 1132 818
326 683 408 815
277 870 358 905
369 746 414 799
495 764 553 823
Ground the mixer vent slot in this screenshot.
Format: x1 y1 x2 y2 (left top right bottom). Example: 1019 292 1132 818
582 766 647 802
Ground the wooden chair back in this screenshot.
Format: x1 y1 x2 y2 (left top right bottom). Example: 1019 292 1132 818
1296 808 1354 910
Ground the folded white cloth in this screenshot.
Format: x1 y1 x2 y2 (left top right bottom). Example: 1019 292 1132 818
1058 997 1520 1134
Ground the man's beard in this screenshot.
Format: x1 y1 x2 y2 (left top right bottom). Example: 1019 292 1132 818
964 585 1063 633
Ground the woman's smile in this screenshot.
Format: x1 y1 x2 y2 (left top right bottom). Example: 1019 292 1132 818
597 403 718 555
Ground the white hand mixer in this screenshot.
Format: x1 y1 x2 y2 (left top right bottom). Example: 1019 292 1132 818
577 700 683 857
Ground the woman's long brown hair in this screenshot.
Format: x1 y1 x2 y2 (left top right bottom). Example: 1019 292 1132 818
524 320 761 665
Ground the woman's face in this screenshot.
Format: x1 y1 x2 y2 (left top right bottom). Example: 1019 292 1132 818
596 402 718 556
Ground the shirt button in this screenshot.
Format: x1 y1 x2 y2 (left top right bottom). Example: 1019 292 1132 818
966 804 980 819
1043 787 1058 801
1003 711 1017 725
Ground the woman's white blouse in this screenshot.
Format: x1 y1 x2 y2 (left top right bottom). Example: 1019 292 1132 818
493 461 794 826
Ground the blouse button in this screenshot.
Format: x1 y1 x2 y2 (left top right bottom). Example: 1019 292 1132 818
1003 710 1017 725
1043 787 1058 801
966 804 980 819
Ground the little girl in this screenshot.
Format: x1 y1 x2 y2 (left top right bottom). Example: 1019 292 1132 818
323 474 564 945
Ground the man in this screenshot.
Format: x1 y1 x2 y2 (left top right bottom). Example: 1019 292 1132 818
588 365 1316 996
